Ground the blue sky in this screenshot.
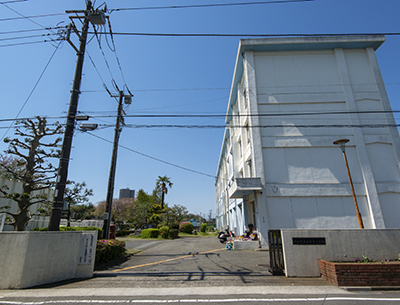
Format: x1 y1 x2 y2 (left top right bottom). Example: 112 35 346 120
0 0 399 218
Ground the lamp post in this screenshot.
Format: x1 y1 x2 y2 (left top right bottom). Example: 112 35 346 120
333 139 364 229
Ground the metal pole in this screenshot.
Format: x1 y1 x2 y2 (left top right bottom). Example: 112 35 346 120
102 91 124 239
342 150 365 229
48 1 92 231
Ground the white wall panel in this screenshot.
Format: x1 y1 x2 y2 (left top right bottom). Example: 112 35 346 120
366 143 400 183
379 193 400 228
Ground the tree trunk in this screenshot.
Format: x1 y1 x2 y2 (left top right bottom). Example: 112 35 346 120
13 210 30 231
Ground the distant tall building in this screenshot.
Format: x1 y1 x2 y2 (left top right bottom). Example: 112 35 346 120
119 188 135 199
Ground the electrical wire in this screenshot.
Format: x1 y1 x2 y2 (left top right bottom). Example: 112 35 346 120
92 23 119 91
97 123 400 129
0 26 66 35
4 122 400 130
106 17 131 94
0 3 66 48
109 0 314 12
85 131 217 179
85 32 400 37
0 0 28 3
1 109 400 123
0 32 58 42
86 50 113 96
0 39 50 47
0 12 66 22
0 39 63 141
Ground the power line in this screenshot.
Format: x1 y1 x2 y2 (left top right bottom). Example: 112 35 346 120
92 23 119 91
0 0 312 23
0 0 28 3
0 39 51 47
0 27 66 35
0 32 58 42
109 0 314 12
2 109 400 123
109 123 400 129
106 17 131 94
0 12 66 22
0 39 63 141
85 32 400 37
85 131 217 179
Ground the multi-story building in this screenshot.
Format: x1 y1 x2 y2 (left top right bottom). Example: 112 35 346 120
119 188 135 199
215 36 400 247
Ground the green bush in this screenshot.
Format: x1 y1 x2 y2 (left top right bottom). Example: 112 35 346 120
170 229 179 239
171 223 180 230
95 239 126 267
32 226 103 239
160 226 170 239
179 222 193 234
142 228 160 238
200 223 207 233
116 230 131 237
207 226 215 232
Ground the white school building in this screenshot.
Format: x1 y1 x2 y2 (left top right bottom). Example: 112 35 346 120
215 36 400 247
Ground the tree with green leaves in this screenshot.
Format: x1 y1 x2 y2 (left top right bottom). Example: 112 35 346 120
156 176 173 210
64 181 93 226
0 117 63 231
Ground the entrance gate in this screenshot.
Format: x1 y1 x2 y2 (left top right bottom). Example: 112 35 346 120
268 230 285 275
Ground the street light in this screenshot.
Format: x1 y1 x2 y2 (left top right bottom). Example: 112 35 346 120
333 139 364 229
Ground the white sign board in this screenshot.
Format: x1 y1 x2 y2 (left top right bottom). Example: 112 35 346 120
78 233 96 265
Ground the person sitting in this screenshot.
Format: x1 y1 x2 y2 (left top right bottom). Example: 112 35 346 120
245 223 254 237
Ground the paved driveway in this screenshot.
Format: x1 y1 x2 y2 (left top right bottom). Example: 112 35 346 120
71 235 333 289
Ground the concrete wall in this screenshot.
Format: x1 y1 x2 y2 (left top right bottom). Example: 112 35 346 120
0 231 97 289
281 229 400 277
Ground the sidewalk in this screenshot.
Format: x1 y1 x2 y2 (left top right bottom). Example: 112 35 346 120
0 236 343 298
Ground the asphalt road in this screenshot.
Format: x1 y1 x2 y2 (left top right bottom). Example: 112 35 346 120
1 236 400 304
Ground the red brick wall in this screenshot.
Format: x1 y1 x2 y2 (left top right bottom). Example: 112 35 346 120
319 259 400 286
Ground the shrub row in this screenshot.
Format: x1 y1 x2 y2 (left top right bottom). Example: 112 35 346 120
95 239 126 267
142 228 160 238
32 226 103 239
200 223 207 233
140 227 179 239
115 229 131 237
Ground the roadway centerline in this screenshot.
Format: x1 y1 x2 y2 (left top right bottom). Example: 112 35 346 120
112 248 225 272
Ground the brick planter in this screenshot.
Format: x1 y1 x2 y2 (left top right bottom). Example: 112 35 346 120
319 259 400 286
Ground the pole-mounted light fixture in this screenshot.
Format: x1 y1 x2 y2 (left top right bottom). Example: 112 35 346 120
333 139 364 229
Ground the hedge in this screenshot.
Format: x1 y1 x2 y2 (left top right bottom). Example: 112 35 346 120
159 226 170 239
116 229 131 237
200 223 207 233
141 228 160 238
95 239 126 267
32 226 103 239
170 229 179 239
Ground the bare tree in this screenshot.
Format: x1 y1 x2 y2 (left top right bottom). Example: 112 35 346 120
0 117 62 231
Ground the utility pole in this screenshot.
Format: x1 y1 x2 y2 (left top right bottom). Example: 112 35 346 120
102 91 127 239
49 1 106 230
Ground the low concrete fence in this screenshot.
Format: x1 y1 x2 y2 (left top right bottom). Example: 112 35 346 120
0 231 97 289
280 229 400 277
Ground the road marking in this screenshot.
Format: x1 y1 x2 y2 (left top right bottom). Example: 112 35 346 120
112 248 225 272
2 297 400 304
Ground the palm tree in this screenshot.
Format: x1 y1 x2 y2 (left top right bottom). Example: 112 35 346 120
156 176 173 209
